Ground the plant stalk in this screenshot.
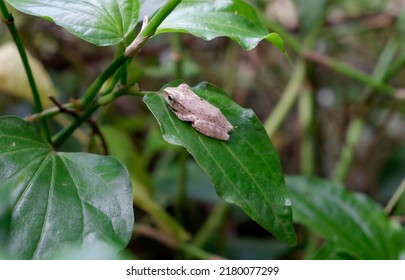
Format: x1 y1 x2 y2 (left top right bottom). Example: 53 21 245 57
333 38 400 181
192 202 229 248
174 149 188 223
264 59 305 136
385 177 405 215
52 103 99 147
265 19 397 97
0 0 51 143
299 82 315 175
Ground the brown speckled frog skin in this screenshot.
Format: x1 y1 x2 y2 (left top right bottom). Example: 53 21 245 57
163 84 233 141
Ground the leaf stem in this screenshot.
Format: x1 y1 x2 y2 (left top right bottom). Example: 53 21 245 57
134 224 222 260
79 55 128 107
385 177 405 215
25 89 145 124
302 51 395 96
192 202 229 248
25 105 63 123
0 0 51 143
265 10 323 137
333 38 401 181
171 33 185 80
140 0 181 39
265 19 396 97
332 118 365 181
222 43 238 95
52 103 99 147
125 0 182 57
264 60 305 136
174 149 188 223
50 87 145 147
299 82 315 176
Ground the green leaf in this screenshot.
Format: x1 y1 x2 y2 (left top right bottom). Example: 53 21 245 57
143 81 297 246
155 0 285 51
6 0 140 46
286 176 405 259
0 116 134 259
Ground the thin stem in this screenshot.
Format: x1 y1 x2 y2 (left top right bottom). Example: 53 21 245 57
171 33 184 80
26 105 64 123
83 0 181 106
222 43 238 95
52 103 99 147
264 19 397 97
385 177 405 215
299 82 315 175
333 38 400 181
174 149 188 223
120 62 128 86
192 202 229 248
79 55 128 107
264 59 305 136
178 242 222 260
101 47 127 97
139 0 181 39
359 104 396 166
25 89 145 124
332 117 365 181
0 0 51 143
302 51 395 96
382 48 405 82
134 224 223 260
0 0 9 18
125 0 182 57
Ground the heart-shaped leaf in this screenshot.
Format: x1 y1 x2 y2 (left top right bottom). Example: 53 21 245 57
143 81 297 246
6 0 140 46
154 0 285 51
286 176 405 259
0 116 134 259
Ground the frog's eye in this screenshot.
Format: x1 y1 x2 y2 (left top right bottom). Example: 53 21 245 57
167 95 173 101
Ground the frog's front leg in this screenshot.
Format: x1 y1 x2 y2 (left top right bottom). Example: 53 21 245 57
191 119 230 141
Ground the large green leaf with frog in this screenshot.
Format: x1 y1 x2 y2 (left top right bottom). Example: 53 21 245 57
144 82 297 245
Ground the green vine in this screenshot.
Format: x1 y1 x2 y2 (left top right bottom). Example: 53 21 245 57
0 0 51 142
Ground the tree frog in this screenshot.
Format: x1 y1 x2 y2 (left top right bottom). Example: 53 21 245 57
163 84 233 141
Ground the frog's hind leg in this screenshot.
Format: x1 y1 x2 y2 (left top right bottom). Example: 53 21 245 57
191 120 229 141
